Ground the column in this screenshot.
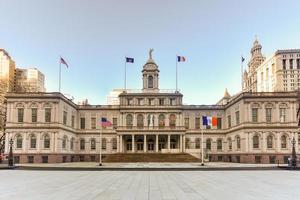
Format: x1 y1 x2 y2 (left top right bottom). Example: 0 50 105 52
117 135 120 153
155 134 159 152
168 134 170 152
144 135 147 152
120 135 123 153
132 135 135 153
180 135 182 152
183 135 186 153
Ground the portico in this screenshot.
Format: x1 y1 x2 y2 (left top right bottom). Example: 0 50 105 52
118 134 184 153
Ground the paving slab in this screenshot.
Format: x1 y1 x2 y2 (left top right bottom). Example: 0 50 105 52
0 170 300 200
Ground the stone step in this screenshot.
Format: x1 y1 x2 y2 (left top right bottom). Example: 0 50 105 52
103 153 200 163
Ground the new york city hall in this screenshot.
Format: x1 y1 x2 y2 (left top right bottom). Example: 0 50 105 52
4 40 300 164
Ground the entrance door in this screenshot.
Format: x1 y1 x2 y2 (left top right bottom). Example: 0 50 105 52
137 139 143 151
126 139 132 151
148 139 154 151
159 141 165 150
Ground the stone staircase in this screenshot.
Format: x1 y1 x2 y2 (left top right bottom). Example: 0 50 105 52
103 153 200 163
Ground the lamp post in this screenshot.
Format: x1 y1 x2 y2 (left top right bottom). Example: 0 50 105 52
8 138 14 167
291 137 297 169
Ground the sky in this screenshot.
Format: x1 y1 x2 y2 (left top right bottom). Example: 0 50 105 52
1 0 300 105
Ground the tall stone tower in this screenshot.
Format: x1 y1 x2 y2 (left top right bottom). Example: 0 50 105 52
248 38 265 73
142 49 159 93
243 38 266 92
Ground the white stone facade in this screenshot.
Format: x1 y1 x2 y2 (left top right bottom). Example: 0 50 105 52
4 53 300 164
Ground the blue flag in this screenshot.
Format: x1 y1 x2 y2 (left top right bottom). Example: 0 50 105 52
202 116 208 126
126 57 134 63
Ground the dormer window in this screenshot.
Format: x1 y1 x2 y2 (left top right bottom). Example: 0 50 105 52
148 75 153 88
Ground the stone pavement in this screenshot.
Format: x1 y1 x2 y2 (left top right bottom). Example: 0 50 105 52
0 170 299 200
16 162 280 169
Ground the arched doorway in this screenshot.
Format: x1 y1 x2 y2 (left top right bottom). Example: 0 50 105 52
159 138 165 151
126 139 132 152
170 139 176 149
148 138 154 151
137 139 143 151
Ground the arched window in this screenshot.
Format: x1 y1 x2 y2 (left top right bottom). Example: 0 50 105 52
90 138 96 150
44 134 50 149
62 136 67 149
148 75 153 88
137 114 144 128
80 139 85 150
281 135 287 149
228 138 232 150
112 138 117 150
195 138 201 149
30 134 36 149
158 114 165 128
267 135 273 149
70 138 74 150
236 136 241 150
16 135 23 149
253 135 259 149
217 139 222 150
126 114 133 128
169 114 176 129
102 138 106 150
206 139 211 150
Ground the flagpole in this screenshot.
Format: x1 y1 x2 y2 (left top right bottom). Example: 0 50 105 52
59 58 62 93
201 126 204 166
124 58 127 92
176 55 178 92
99 125 102 166
241 55 243 92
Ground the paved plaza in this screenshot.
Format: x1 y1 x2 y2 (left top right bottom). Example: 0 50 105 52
0 169 299 200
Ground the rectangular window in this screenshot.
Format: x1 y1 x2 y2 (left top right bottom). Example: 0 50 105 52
184 117 189 129
289 59 293 69
159 98 165 106
217 118 222 129
113 118 117 129
80 117 85 129
269 156 276 164
71 115 75 128
279 108 286 122
31 108 37 123
63 111 67 125
195 117 200 129
137 98 144 106
127 98 133 106
18 108 24 123
282 59 286 70
42 156 48 163
255 156 261 164
227 115 231 128
252 108 258 122
266 108 272 123
91 117 96 129
27 156 34 163
170 98 176 106
297 59 300 69
235 111 240 125
45 108 51 122
148 98 154 106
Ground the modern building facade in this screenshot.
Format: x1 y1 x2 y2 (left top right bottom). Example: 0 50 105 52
4 51 300 164
15 67 46 93
0 49 16 93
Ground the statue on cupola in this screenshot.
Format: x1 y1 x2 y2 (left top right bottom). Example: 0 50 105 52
142 49 160 93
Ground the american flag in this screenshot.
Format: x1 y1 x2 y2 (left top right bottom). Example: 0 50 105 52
101 117 112 127
60 57 69 68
